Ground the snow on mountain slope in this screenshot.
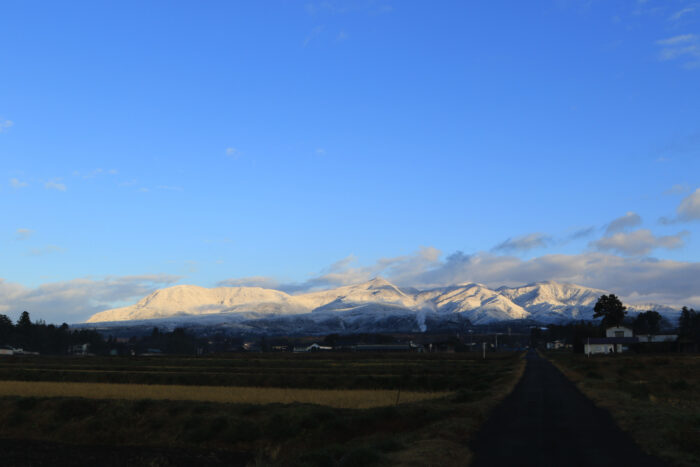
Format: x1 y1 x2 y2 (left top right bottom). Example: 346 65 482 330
85 278 679 328
417 283 529 323
497 281 605 321
296 277 419 310
86 285 301 322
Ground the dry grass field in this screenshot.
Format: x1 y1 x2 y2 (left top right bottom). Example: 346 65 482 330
0 380 449 408
547 352 700 467
0 352 526 466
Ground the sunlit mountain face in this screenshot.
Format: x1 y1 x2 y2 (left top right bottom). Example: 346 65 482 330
85 278 678 334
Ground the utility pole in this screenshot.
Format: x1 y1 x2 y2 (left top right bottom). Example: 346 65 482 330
482 341 486 359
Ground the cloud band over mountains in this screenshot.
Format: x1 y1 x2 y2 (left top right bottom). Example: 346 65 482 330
2 248 699 324
221 248 700 310
0 275 181 323
4 190 700 323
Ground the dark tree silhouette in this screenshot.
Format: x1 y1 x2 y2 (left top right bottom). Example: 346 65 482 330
0 314 13 343
593 294 627 328
633 310 662 338
17 311 32 329
679 306 699 341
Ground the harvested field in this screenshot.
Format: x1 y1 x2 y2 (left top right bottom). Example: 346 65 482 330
0 380 449 408
0 352 526 466
0 353 502 391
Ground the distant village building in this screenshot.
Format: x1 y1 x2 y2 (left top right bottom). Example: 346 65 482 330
293 343 332 352
546 340 566 350
606 326 633 338
584 326 642 355
637 334 678 343
354 342 424 352
70 343 91 355
242 342 262 352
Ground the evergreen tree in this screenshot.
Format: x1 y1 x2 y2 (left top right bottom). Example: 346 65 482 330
633 310 662 337
593 294 627 328
679 306 699 342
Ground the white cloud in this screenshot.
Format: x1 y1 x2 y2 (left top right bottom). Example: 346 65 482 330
225 147 239 158
492 233 552 252
664 183 690 195
656 34 697 46
9 178 27 188
16 228 33 240
27 245 65 256
218 246 442 293
303 26 324 47
413 251 700 308
220 247 700 308
591 229 688 256
605 211 642 234
567 226 596 240
0 274 181 323
660 188 700 224
678 188 700 221
45 180 66 191
74 168 118 179
218 276 282 289
0 120 13 132
656 34 700 67
669 5 698 21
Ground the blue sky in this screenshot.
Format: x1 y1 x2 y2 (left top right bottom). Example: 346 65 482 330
1 0 699 323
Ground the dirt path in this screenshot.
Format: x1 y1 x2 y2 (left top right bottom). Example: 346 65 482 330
471 350 665 467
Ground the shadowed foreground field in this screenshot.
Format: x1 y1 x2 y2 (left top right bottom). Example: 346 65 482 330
0 352 525 466
548 353 700 467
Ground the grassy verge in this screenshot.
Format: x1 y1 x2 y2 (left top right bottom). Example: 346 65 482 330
546 352 700 467
0 352 526 466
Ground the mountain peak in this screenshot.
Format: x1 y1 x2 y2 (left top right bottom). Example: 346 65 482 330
365 277 393 287
85 279 678 326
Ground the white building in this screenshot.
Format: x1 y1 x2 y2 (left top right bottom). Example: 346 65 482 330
636 334 678 343
585 326 636 355
293 343 332 352
605 326 633 338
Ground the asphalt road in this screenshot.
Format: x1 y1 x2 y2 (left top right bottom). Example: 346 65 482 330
471 350 666 467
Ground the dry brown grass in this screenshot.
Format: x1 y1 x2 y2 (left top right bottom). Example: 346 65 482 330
0 380 449 409
547 352 700 467
387 352 527 467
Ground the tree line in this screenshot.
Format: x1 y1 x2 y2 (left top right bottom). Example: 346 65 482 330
0 311 107 354
535 294 700 352
0 311 201 355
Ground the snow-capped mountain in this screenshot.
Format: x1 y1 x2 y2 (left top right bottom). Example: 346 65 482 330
84 278 679 334
87 285 306 322
497 281 605 322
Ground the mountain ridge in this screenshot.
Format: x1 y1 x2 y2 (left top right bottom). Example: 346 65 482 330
86 278 678 331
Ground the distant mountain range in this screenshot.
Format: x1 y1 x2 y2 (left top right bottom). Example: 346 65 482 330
83 278 678 335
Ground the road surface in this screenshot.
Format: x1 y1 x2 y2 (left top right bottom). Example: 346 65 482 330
471 350 665 466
